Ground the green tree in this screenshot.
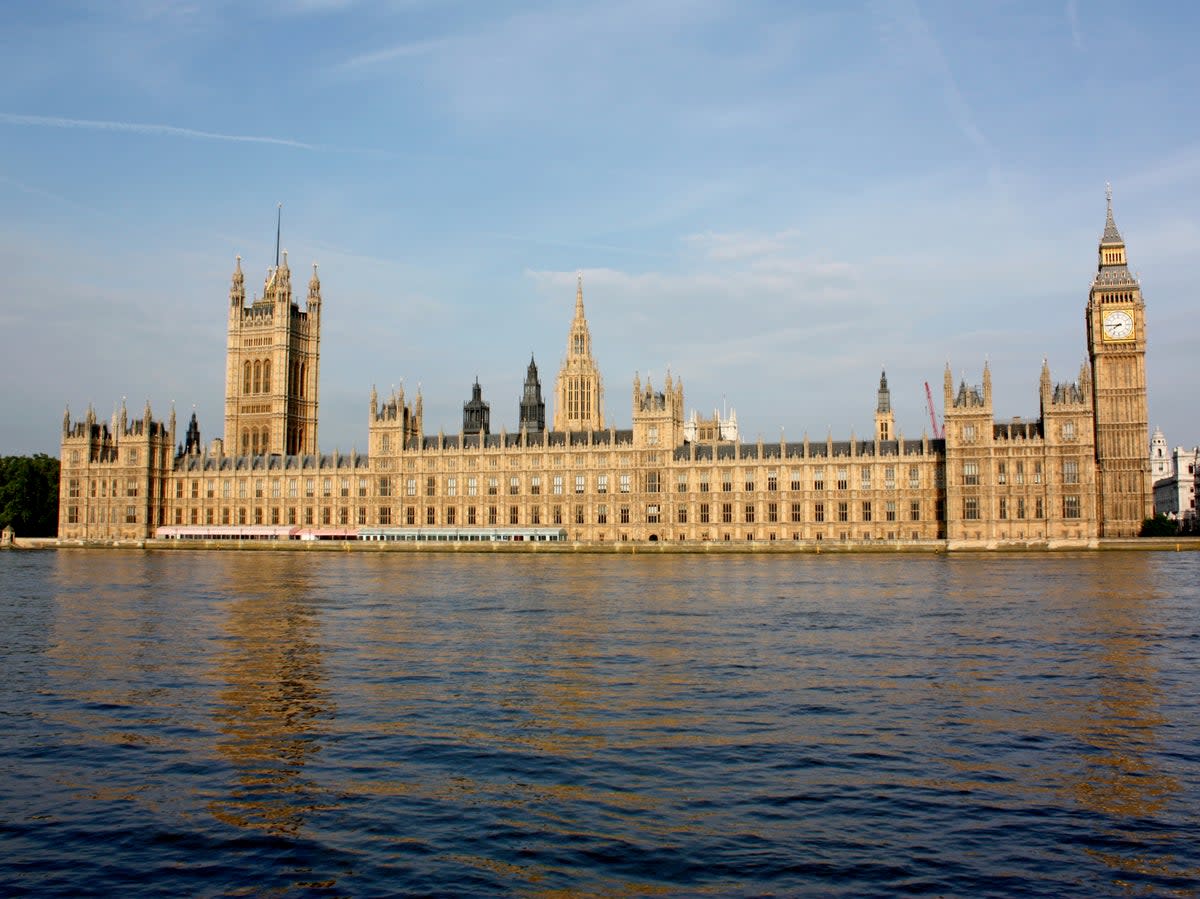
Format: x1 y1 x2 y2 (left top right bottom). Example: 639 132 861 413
0 454 60 537
1139 513 1179 537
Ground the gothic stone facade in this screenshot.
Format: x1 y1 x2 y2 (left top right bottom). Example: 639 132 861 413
58 196 1152 545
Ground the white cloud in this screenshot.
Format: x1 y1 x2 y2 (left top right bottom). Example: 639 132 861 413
0 112 319 150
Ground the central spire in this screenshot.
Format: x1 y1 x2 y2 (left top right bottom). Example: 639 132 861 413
554 271 604 431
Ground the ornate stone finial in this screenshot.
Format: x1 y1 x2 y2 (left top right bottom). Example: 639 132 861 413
308 262 321 303
63 404 71 434
1106 181 1112 206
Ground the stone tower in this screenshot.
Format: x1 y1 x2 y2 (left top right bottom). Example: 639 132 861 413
1086 187 1151 536
519 355 546 437
631 371 684 449
223 250 321 457
943 362 994 541
874 370 895 442
553 273 604 432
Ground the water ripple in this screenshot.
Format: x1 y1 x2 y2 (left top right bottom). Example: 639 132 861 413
1 551 1198 896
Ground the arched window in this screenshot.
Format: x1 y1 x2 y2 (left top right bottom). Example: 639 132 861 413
261 426 270 453
244 362 252 395
263 359 271 393
251 429 259 455
299 363 306 398
296 425 304 453
242 429 250 454
253 361 261 394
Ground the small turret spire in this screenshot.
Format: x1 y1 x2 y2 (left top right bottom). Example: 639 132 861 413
230 254 245 307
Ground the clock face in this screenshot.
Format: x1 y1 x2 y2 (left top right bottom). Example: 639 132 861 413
1102 309 1134 341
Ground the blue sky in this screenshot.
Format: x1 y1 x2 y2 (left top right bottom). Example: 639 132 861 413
2 0 1197 455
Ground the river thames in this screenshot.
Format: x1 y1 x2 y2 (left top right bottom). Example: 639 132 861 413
1 550 1197 896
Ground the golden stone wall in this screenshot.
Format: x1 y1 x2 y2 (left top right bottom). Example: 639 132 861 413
58 198 1151 547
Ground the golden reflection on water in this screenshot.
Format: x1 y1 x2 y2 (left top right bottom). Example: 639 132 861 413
931 554 1186 881
208 555 330 837
28 550 1198 894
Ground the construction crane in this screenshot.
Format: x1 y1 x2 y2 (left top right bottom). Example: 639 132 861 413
924 381 943 439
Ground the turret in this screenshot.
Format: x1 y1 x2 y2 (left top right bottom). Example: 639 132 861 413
308 263 321 316
229 255 245 311
183 411 201 455
463 379 490 437
632 369 684 448
518 355 546 436
874 369 895 442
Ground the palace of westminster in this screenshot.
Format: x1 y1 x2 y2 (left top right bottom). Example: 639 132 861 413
57 193 1153 546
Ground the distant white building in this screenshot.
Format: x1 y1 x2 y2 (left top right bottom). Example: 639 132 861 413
1150 427 1199 525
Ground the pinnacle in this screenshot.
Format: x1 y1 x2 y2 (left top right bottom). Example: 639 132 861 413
1101 183 1124 246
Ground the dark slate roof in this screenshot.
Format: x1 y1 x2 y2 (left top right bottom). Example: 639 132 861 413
1093 264 1138 287
177 451 355 473
673 437 941 463
994 420 1043 440
1101 204 1123 246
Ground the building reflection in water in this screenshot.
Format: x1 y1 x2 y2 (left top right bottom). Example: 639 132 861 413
933 554 1184 883
209 556 330 838
1068 555 1182 880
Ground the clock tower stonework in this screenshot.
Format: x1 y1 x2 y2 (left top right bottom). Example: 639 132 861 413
1086 188 1151 536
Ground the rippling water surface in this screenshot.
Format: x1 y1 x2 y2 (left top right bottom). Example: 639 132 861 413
1 550 1198 896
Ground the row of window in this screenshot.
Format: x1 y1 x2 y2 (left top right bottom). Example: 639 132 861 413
65 506 138 524
167 466 932 501
961 496 1080 520
167 499 926 529
71 478 140 498
962 460 1080 486
241 359 309 397
957 421 1078 442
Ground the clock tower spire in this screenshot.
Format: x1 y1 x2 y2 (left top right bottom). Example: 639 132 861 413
1087 185 1151 536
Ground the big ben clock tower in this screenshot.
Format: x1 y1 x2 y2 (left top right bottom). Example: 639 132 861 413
1087 186 1151 537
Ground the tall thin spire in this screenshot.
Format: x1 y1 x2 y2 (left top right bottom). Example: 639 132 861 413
1101 182 1123 246
554 271 604 431
275 203 282 269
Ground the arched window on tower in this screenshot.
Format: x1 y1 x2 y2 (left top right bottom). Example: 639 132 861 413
251 429 259 455
253 361 262 394
242 429 250 455
261 426 270 453
299 363 306 398
244 362 252 395
263 359 271 393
